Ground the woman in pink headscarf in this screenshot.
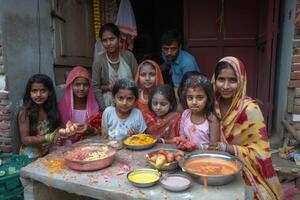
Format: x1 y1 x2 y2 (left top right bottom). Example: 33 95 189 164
58 66 100 143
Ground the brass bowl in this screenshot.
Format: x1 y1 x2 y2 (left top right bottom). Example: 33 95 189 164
178 151 244 186
127 168 161 188
123 134 157 150
65 143 116 171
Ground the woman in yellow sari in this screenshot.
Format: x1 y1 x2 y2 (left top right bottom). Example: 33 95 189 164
211 56 283 200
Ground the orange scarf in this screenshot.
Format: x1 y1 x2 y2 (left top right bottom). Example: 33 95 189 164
134 60 164 114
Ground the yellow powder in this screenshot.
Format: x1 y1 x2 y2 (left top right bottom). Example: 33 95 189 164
128 172 159 183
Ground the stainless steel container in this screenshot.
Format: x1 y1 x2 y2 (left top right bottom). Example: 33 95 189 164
127 168 161 188
178 151 244 186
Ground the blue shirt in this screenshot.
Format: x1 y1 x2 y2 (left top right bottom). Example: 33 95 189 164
102 106 147 141
163 50 200 87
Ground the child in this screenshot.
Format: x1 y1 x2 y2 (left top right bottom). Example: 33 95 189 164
18 74 60 159
175 75 220 151
177 71 202 113
135 60 164 114
101 78 147 141
58 66 100 143
145 85 181 144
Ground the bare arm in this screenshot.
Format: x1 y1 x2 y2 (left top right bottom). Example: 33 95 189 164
208 114 220 143
18 109 46 146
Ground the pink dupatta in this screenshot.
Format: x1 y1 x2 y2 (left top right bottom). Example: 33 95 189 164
59 66 99 126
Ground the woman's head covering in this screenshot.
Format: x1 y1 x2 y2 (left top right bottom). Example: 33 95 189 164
212 57 283 199
134 59 164 87
212 56 247 120
59 66 99 126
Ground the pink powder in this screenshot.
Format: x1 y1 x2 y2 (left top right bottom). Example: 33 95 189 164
161 176 190 187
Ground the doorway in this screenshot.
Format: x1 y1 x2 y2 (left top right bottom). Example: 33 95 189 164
130 0 183 64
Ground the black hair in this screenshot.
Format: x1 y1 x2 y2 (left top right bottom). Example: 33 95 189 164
23 74 60 135
112 78 139 99
181 75 215 117
99 23 120 40
161 29 181 46
214 61 235 79
148 84 177 113
178 71 202 105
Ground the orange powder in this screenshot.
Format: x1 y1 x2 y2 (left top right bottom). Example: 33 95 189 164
203 176 207 192
184 157 238 176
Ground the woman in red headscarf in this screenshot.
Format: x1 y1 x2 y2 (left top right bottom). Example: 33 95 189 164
58 66 100 143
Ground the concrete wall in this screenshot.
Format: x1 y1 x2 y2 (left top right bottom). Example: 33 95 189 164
0 0 54 151
272 0 296 142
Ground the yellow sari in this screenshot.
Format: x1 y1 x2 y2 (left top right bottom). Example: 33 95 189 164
212 56 283 200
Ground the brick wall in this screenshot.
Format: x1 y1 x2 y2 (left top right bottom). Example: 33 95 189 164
0 33 13 153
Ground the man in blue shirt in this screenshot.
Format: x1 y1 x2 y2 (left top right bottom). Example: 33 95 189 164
160 30 200 89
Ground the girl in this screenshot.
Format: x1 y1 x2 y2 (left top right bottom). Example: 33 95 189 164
175 75 220 151
177 71 202 113
58 66 100 143
92 23 138 111
210 56 282 199
101 78 146 141
135 59 164 114
18 74 60 159
145 85 180 144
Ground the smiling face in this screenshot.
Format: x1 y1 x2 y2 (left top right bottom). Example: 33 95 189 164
186 87 208 114
30 83 50 105
139 63 156 89
113 89 136 115
151 93 171 117
215 67 238 101
72 77 89 99
101 31 119 54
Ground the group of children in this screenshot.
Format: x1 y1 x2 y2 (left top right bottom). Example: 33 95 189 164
18 59 222 159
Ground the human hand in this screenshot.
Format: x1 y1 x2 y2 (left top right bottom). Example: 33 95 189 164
185 141 197 152
128 128 137 135
208 142 227 152
40 142 50 151
53 134 65 146
58 121 79 138
174 137 188 150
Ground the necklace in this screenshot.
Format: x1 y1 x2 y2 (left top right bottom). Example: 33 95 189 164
140 90 148 102
106 53 120 65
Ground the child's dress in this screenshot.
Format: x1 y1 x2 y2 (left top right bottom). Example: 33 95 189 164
102 106 147 141
145 112 180 141
19 120 51 159
179 109 209 145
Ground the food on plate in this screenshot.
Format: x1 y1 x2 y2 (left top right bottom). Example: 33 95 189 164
147 149 184 169
123 133 156 146
67 145 109 161
127 169 160 185
184 157 239 176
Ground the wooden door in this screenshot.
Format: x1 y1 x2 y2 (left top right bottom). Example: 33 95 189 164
53 0 95 67
184 0 279 131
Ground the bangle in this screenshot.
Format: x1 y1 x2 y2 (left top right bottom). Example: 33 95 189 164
224 144 228 152
160 138 165 144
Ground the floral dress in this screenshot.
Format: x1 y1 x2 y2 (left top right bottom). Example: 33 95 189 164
20 120 51 159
